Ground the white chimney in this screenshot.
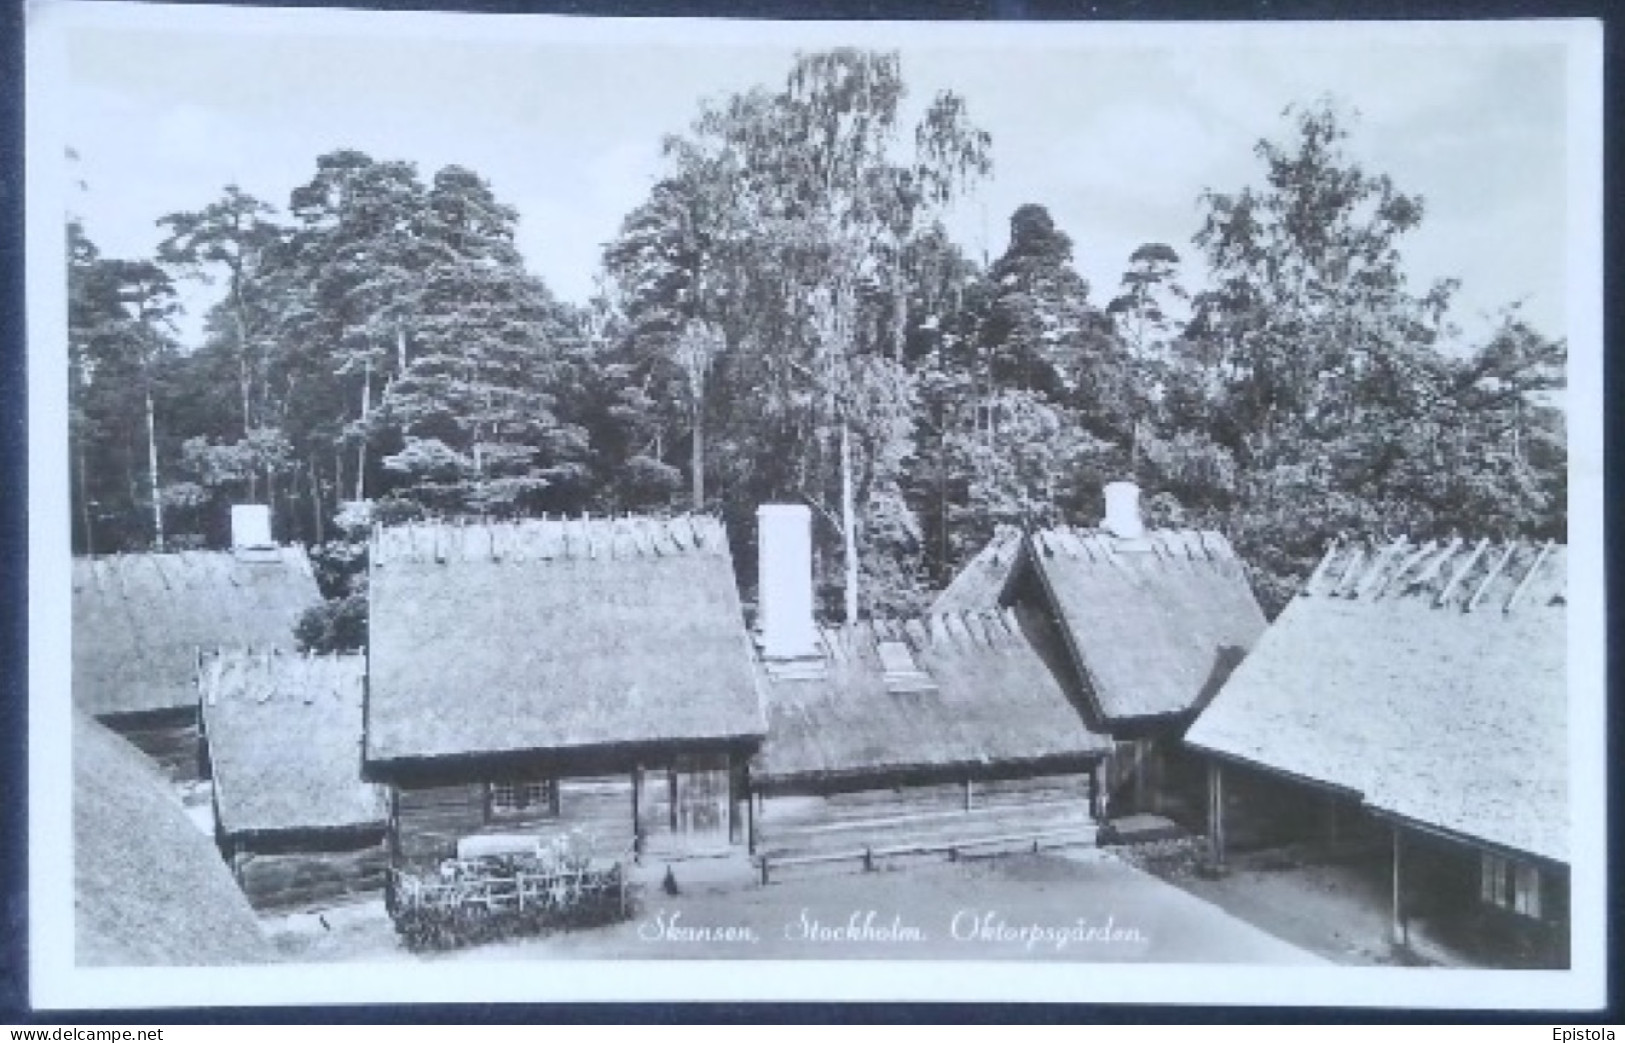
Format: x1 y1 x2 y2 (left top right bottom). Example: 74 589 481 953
231 504 274 549
757 504 821 660
1101 481 1145 540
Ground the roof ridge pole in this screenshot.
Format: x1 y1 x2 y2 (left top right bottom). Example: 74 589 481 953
1504 540 1554 613
1435 538 1489 607
1466 542 1518 613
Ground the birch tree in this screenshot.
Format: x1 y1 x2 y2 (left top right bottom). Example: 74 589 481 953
649 49 992 620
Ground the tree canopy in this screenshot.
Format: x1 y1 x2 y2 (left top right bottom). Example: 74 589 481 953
68 69 1565 628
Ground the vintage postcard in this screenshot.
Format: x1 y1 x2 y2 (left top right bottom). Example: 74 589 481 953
25 2 1605 1010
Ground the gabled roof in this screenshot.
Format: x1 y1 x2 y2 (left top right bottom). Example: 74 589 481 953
74 713 272 966
929 526 1025 615
200 650 385 838
1185 537 1567 865
72 547 322 718
1026 526 1269 723
365 515 766 767
754 609 1112 787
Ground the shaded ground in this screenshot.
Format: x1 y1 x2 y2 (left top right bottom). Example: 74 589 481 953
265 848 1323 964
1114 838 1422 967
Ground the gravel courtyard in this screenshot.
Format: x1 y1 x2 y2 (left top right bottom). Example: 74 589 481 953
265 848 1324 964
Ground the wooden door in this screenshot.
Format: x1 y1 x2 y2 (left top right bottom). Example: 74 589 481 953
674 756 730 842
637 754 732 854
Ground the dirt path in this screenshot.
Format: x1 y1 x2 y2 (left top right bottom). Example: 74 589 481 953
1113 839 1413 966
264 849 1323 965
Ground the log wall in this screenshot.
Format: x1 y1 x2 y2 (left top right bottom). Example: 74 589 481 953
393 775 637 868
234 841 389 911
755 772 1096 860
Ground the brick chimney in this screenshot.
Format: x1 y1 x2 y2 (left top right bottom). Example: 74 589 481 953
1101 481 1145 540
757 504 821 661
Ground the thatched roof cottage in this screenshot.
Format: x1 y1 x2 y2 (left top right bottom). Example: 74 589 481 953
748 506 1111 868
71 505 322 780
74 713 273 966
930 482 1269 823
1185 536 1568 967
364 515 767 868
199 650 388 910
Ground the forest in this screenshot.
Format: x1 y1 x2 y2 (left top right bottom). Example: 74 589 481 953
66 49 1566 644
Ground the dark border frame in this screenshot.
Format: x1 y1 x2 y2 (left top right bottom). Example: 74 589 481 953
1 0 1617 1025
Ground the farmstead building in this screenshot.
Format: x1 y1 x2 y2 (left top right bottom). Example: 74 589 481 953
751 506 1113 872
932 483 1269 823
70 505 323 781
198 650 389 910
363 515 767 869
1185 536 1568 968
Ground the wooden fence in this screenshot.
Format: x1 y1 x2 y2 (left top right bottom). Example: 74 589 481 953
388 857 628 950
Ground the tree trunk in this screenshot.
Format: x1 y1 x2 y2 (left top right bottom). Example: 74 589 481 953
309 456 324 545
145 384 164 551
354 358 371 502
231 288 258 502
841 422 858 624
691 399 705 511
75 425 94 555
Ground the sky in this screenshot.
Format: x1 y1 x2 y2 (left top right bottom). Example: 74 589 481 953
43 5 1582 350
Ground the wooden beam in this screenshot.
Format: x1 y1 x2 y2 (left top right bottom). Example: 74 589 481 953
1504 540 1553 613
1436 538 1489 607
1467 542 1519 612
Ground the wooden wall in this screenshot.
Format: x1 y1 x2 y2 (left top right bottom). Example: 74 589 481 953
233 840 389 911
393 775 637 869
754 771 1096 861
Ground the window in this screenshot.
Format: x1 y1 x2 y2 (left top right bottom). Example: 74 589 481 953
1481 853 1542 918
487 776 558 819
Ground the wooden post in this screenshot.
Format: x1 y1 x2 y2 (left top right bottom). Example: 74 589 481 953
963 778 973 812
1088 765 1101 821
630 766 643 862
1206 761 1226 871
729 758 744 846
668 767 679 832
1149 743 1164 815
1133 740 1147 814
746 779 757 855
1391 827 1410 948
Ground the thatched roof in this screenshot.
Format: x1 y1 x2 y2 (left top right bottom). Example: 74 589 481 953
929 527 1025 615
72 547 322 718
74 713 273 966
754 608 1112 787
200 650 385 839
366 516 766 766
1186 537 1567 865
1026 526 1268 723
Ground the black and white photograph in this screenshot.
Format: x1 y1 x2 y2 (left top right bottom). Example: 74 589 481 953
24 2 1605 1010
